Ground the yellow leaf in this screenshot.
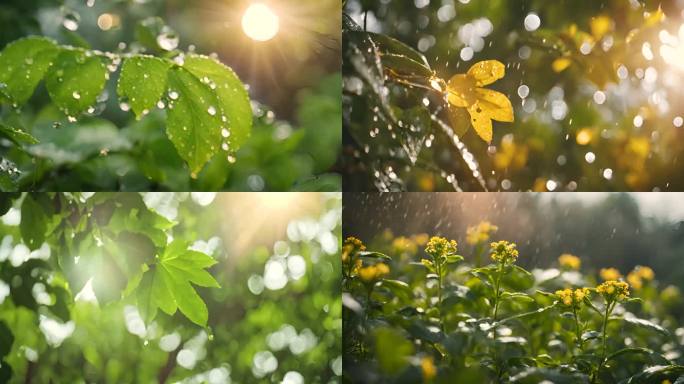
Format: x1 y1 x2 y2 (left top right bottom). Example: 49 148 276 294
590 16 613 39
474 88 514 122
447 74 476 106
552 57 572 73
466 60 505 87
467 104 493 143
447 104 470 137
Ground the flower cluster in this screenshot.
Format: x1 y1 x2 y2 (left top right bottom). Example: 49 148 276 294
599 267 622 281
466 221 499 245
342 236 366 263
555 287 590 307
558 254 581 270
627 265 655 290
358 262 390 283
489 240 519 265
597 280 630 302
392 236 418 255
425 236 458 260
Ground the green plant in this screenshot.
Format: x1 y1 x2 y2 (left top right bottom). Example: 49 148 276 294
0 3 341 191
342 229 684 383
0 192 342 383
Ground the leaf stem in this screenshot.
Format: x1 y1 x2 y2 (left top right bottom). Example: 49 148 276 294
492 264 503 320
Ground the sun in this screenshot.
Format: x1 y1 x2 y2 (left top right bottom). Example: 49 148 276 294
242 3 280 42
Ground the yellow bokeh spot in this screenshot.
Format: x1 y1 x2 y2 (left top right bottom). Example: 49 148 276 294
575 128 593 145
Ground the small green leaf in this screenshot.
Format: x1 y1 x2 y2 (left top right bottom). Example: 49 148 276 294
45 50 107 116
166 66 223 175
136 269 158 323
161 264 209 326
357 251 392 260
184 54 252 151
0 36 60 105
20 194 48 250
0 123 38 145
137 240 218 326
380 279 413 301
151 266 176 315
617 316 670 336
117 56 171 119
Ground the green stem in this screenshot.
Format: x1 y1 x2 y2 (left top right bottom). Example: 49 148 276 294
601 301 612 358
437 261 445 332
572 306 582 348
492 265 503 320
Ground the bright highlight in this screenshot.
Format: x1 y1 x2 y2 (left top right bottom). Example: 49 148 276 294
242 3 279 42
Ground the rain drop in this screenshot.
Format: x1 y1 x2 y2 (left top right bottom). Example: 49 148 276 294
72 91 81 100
207 106 216 116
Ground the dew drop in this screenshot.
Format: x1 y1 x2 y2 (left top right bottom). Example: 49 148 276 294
221 128 230 138
72 91 81 100
168 91 179 100
207 106 216 116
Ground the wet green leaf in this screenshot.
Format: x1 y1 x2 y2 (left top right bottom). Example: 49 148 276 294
45 50 107 116
117 56 171 119
0 36 60 105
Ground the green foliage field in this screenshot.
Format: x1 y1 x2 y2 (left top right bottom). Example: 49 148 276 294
342 229 684 383
0 192 342 383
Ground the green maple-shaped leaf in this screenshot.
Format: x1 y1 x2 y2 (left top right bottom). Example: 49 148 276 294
137 240 219 326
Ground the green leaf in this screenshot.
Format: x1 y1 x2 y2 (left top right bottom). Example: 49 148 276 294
624 365 684 383
357 251 392 260
379 279 413 301
137 240 218 326
117 56 171 119
159 264 208 326
605 347 658 363
136 268 158 323
20 194 48 250
166 66 223 175
0 123 38 145
45 50 107 116
617 316 670 337
183 54 252 150
446 255 464 264
0 36 60 105
151 266 177 315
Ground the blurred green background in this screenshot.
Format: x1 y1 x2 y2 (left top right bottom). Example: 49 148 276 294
0 0 341 191
343 0 684 191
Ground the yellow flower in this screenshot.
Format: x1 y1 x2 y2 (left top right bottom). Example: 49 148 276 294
555 288 590 307
444 60 514 143
635 266 654 281
358 262 390 283
558 254 581 270
421 356 437 381
425 236 458 259
626 266 655 290
342 237 365 263
412 233 430 246
599 267 621 281
392 236 418 255
596 280 630 302
466 221 499 245
627 271 643 290
489 240 518 265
